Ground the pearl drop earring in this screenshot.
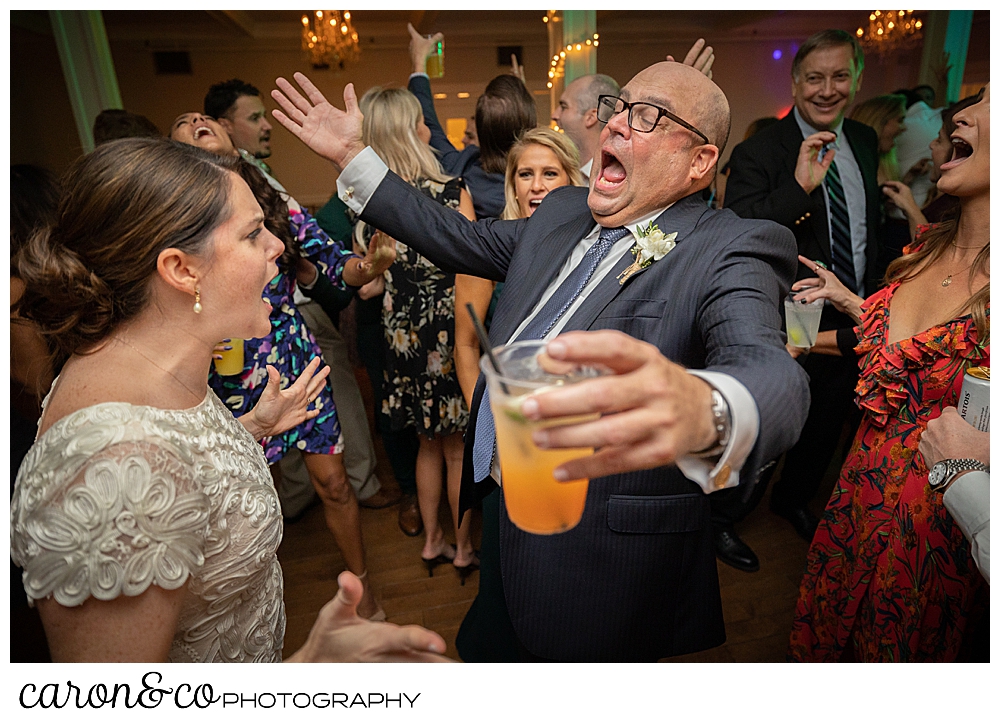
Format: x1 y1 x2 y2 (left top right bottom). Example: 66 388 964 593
193 288 202 314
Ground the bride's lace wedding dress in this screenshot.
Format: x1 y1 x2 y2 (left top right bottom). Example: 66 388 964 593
11 385 285 662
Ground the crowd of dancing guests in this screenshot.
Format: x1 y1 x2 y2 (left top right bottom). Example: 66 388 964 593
9 23 988 663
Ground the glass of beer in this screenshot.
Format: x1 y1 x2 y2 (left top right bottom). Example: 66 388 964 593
784 292 823 348
213 338 245 376
480 340 606 535
425 36 444 78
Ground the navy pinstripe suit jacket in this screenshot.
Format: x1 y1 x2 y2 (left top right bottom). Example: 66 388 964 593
359 176 809 660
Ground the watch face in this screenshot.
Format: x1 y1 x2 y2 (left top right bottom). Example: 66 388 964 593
928 462 947 488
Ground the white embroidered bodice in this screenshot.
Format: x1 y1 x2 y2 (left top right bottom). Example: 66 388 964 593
10 386 285 663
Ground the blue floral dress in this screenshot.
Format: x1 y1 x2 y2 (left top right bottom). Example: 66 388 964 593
209 208 358 464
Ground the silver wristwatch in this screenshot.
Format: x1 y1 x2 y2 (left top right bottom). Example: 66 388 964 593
928 458 989 491
691 388 731 459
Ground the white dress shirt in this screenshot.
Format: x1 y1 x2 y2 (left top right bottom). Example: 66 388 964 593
794 108 868 295
944 471 990 584
337 146 760 493
580 157 594 181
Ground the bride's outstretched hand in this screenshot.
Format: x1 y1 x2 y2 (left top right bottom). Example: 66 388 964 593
241 358 331 440
271 73 366 171
287 572 454 662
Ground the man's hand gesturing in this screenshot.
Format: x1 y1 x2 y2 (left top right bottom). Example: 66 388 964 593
795 131 837 194
271 72 365 172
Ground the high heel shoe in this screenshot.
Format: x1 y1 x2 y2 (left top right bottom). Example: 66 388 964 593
421 545 456 578
454 551 480 586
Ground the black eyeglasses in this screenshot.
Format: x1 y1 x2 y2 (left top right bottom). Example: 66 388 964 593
597 95 710 145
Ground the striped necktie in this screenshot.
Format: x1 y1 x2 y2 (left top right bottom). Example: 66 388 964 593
824 160 858 293
470 225 632 484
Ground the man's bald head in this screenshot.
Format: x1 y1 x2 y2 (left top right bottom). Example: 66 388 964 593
631 62 730 152
589 61 731 226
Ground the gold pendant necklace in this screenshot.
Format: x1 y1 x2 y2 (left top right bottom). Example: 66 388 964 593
942 263 975 287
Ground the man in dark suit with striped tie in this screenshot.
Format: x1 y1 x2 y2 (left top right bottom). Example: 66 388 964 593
723 30 881 556
272 59 809 662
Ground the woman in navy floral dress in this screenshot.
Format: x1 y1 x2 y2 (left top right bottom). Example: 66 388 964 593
171 113 394 618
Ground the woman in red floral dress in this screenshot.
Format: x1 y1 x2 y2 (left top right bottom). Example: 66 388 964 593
786 85 990 662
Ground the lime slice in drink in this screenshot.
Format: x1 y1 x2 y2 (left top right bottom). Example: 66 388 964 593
503 407 529 423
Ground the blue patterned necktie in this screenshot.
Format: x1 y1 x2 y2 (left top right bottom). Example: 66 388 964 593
824 160 858 293
471 225 632 483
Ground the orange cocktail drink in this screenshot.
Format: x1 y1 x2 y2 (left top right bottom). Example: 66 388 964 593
213 338 245 376
481 340 605 535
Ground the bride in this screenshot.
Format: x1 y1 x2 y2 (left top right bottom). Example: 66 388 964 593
10 138 449 663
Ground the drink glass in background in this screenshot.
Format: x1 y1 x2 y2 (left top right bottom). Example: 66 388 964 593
784 291 823 348
480 340 606 535
213 339 245 376
425 36 444 78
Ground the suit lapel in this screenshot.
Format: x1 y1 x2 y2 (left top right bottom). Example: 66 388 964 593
562 194 707 333
489 210 597 345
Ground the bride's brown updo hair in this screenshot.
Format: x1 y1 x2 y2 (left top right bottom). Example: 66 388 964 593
15 138 241 366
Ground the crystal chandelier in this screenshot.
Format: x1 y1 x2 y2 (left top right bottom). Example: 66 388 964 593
856 10 923 56
301 11 360 70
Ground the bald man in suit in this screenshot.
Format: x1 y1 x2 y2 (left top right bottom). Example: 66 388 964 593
272 60 808 662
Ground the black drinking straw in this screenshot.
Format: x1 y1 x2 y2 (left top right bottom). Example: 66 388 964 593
465 303 509 394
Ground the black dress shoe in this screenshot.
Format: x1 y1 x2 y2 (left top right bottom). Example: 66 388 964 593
713 526 760 572
772 505 820 543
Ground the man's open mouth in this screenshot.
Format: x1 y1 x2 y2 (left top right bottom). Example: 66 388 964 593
596 149 627 189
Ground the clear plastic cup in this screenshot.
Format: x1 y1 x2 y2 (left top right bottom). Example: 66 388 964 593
784 293 823 348
480 340 606 534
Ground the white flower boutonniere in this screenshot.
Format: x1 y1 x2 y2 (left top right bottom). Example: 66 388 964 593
617 222 678 285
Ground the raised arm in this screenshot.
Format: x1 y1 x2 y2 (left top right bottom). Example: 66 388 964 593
881 181 928 242
292 207 395 288
406 23 460 166
272 73 523 280
272 73 365 172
